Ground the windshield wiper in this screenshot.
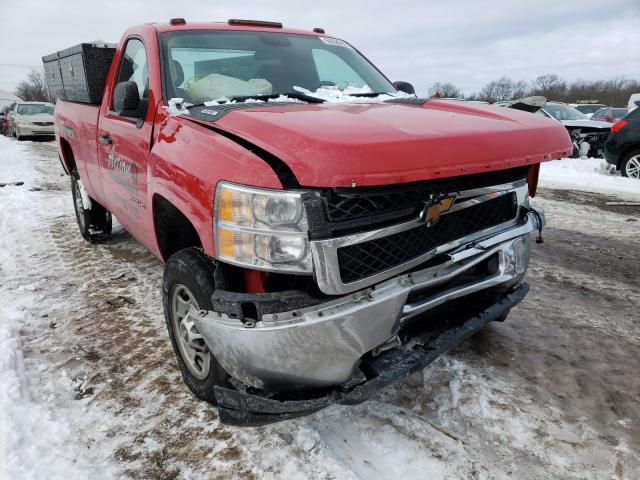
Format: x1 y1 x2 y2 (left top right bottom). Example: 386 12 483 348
279 91 326 103
345 92 391 97
228 92 326 104
186 92 326 107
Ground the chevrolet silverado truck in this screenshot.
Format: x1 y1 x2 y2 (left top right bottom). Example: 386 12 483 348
46 19 572 425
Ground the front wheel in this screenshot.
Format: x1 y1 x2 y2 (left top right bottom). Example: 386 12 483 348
621 151 640 179
71 174 112 240
162 247 229 404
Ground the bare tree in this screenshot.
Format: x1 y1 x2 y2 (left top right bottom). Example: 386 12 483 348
530 73 567 100
477 76 518 103
14 69 49 102
470 74 638 106
511 79 529 100
429 82 463 98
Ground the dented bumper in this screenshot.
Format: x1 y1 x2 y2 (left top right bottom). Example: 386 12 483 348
190 212 541 402
214 284 529 426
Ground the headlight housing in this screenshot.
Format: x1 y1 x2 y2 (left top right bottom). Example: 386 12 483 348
213 182 312 273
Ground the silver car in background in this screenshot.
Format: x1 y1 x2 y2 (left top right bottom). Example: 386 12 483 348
12 101 55 140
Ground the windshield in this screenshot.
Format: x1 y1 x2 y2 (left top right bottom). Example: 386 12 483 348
17 104 53 115
160 30 396 103
544 103 588 121
574 104 604 114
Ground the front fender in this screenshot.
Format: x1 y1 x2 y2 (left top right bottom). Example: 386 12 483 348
148 115 284 258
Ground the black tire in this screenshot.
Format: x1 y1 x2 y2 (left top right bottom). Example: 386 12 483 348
620 150 640 179
162 247 229 404
71 174 112 241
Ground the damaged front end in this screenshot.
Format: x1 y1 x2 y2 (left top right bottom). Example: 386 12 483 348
501 97 611 158
189 169 545 425
566 126 610 158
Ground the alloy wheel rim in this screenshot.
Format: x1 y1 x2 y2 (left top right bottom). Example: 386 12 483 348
171 284 211 380
626 156 640 179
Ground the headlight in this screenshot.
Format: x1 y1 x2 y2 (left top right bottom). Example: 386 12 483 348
214 182 312 273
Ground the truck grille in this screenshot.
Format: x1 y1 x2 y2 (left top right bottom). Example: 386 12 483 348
337 192 518 283
325 167 528 223
33 122 53 126
305 167 530 238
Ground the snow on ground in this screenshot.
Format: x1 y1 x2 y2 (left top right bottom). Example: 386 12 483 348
1 135 639 479
539 157 640 202
0 138 115 479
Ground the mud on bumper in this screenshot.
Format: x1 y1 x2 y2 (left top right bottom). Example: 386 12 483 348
213 284 528 426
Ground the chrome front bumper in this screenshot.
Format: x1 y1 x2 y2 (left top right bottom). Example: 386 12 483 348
16 124 55 136
191 211 541 392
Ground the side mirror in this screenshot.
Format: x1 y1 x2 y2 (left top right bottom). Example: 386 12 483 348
113 81 141 117
393 81 416 95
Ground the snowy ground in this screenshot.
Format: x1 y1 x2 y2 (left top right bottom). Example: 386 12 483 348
0 135 639 479
539 156 640 202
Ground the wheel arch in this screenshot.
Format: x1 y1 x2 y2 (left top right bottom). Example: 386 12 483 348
152 194 204 261
618 145 640 170
58 137 77 176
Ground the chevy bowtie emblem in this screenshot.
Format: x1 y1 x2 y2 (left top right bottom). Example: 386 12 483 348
420 196 456 226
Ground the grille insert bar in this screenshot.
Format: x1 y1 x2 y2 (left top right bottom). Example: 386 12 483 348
337 193 518 283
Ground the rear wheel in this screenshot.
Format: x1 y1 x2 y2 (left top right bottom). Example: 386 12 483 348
162 247 229 404
71 174 112 240
621 151 640 179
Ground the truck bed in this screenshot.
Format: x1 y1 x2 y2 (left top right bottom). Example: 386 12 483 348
54 100 102 199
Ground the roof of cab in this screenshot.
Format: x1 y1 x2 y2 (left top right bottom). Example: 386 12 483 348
149 20 324 37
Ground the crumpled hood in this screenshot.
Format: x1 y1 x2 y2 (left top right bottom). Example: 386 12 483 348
197 99 573 188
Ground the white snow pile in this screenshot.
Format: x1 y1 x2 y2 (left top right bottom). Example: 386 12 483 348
539 157 640 202
164 85 414 116
292 84 413 103
164 94 303 116
164 97 191 115
0 298 89 479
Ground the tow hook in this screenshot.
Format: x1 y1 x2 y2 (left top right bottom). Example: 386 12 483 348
528 208 545 244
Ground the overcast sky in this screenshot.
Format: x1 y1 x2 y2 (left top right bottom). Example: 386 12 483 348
1 0 639 96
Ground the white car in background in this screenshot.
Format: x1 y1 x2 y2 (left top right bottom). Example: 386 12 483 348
628 93 640 111
573 103 606 118
12 101 55 140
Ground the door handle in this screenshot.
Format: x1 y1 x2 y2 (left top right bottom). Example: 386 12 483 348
99 134 112 145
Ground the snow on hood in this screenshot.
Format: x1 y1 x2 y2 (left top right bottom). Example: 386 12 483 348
164 86 415 116
164 95 304 116
291 85 413 103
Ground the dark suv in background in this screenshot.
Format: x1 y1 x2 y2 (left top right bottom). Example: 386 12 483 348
604 106 640 179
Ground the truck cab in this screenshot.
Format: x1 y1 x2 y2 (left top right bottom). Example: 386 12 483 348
46 19 572 425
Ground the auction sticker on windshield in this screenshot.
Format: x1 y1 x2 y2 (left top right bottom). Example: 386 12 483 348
319 37 353 49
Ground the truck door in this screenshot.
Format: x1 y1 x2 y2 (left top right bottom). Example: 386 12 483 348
97 37 155 248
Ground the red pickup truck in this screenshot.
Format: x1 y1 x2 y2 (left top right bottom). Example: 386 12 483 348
47 19 572 425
